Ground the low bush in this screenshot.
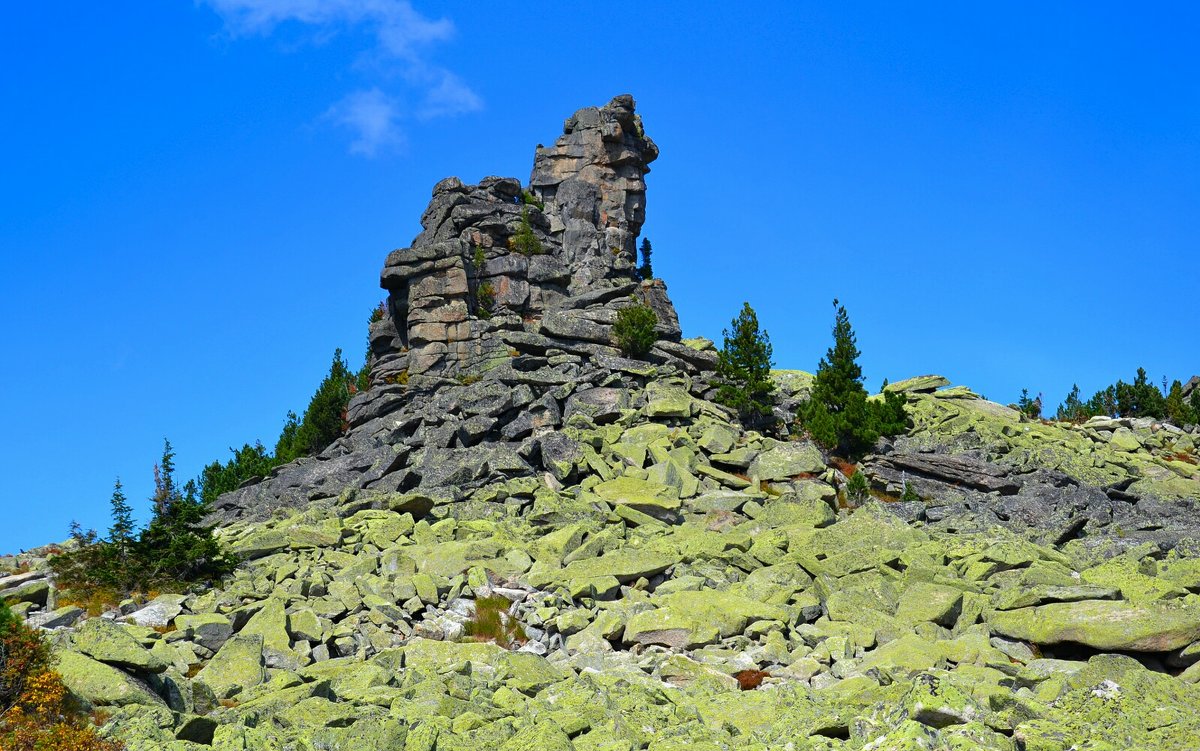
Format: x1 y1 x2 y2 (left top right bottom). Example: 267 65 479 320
508 209 544 256
0 602 121 750
613 304 658 357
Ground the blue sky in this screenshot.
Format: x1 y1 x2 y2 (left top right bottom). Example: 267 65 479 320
1 2 1197 553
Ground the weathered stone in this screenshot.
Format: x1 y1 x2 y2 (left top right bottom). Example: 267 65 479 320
195 633 268 700
987 600 1200 652
72 618 168 673
55 650 166 709
175 613 234 653
749 442 825 481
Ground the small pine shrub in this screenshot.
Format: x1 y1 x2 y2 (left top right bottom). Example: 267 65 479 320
508 209 544 256
1017 389 1043 419
798 300 908 459
844 470 869 507
472 245 486 273
901 482 920 502
613 304 658 358
638 238 653 280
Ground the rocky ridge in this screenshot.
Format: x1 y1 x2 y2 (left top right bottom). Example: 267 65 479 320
4 97 1200 751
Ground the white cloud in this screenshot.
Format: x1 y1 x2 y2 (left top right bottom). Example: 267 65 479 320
324 88 403 156
417 70 483 120
200 0 481 156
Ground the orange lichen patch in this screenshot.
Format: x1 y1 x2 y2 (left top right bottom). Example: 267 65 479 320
734 669 770 691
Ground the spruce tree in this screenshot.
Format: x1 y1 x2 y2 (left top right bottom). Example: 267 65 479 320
291 349 355 458
715 302 776 427
151 438 179 518
1056 384 1086 422
638 238 653 280
106 478 134 558
1165 380 1197 426
799 300 907 458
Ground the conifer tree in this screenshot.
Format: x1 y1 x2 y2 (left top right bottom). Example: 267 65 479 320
1165 380 1197 426
1056 384 1086 422
106 478 134 557
274 411 301 463
279 349 356 461
799 300 907 458
638 238 653 280
151 438 179 518
715 302 776 427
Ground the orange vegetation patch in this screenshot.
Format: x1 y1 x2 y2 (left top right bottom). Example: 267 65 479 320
830 458 856 477
734 670 770 691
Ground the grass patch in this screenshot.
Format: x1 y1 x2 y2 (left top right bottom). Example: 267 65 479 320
463 595 526 649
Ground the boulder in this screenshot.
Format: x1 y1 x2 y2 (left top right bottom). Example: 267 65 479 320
72 618 167 673
988 600 1200 652
195 633 268 700
55 650 165 708
749 442 825 481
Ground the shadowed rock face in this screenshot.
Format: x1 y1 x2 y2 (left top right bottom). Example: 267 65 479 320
373 94 666 379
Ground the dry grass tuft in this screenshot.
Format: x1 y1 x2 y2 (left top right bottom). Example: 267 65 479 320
463 595 526 649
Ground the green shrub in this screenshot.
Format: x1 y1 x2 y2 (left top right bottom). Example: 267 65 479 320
844 470 869 507
199 442 278 507
798 300 908 459
613 303 658 357
521 190 544 211
508 208 544 256
715 302 777 427
901 482 920 502
476 282 495 319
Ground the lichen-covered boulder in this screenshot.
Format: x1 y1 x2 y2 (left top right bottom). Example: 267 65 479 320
624 591 787 649
72 618 167 673
749 441 825 481
194 633 267 700
55 650 165 709
987 599 1200 651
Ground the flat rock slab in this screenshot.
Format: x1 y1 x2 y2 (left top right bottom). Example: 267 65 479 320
987 600 1200 652
876 453 1022 494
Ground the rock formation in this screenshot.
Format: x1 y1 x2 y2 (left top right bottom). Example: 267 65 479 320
7 96 1200 751
370 93 673 381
